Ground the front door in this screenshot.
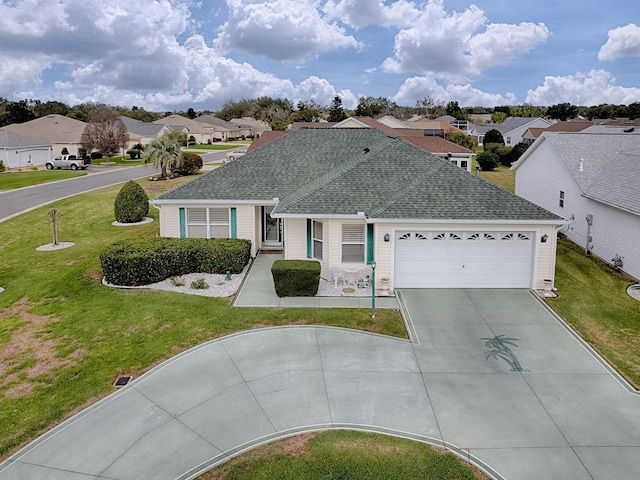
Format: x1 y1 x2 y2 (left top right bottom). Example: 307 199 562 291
262 206 282 247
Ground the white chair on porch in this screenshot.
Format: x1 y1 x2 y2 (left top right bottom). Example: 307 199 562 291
331 268 345 288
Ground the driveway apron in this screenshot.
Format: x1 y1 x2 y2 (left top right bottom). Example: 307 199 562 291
1 289 640 480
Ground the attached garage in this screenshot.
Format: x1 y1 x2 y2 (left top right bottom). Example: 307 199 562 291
394 230 535 288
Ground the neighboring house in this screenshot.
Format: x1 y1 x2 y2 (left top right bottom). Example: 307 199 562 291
120 116 171 146
230 117 271 137
153 128 562 291
512 132 640 280
401 136 474 172
153 115 215 144
379 115 463 135
260 117 474 171
0 130 52 168
195 115 245 141
522 120 593 145
1 114 87 156
472 117 552 146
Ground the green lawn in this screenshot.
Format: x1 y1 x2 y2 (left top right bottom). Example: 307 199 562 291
200 430 489 480
187 144 246 151
548 239 640 388
0 170 86 190
0 177 405 458
478 165 515 192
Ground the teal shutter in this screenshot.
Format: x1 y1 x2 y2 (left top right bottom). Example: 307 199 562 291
367 224 374 264
179 208 186 238
306 219 312 259
230 207 237 239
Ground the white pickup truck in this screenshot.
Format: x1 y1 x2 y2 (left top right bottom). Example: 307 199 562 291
45 155 89 171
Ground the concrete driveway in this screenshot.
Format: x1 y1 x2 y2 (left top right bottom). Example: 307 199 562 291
1 289 639 480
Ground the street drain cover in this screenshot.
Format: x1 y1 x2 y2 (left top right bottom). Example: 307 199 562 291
114 376 132 387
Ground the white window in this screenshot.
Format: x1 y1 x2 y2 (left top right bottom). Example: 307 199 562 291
342 224 365 263
312 221 323 260
559 191 565 208
186 208 229 238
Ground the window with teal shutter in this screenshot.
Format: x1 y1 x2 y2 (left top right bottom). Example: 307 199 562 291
230 207 237 239
179 208 186 238
367 224 374 264
306 219 312 258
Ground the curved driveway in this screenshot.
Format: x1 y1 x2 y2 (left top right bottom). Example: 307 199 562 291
1 289 639 480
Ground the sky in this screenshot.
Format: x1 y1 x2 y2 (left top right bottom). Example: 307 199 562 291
0 0 639 112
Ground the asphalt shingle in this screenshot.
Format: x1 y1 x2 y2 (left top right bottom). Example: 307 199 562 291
157 128 560 221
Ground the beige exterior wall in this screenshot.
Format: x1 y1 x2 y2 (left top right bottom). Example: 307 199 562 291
158 203 259 256
159 205 181 237
284 218 308 260
159 205 557 290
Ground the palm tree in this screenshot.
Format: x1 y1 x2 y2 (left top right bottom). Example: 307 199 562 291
143 135 183 178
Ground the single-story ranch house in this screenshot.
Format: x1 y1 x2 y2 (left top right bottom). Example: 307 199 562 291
153 128 564 291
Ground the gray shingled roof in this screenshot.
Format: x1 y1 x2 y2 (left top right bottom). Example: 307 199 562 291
583 152 640 214
0 130 51 148
156 128 560 221
120 116 166 137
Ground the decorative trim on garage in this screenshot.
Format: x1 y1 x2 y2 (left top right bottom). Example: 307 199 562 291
394 230 535 289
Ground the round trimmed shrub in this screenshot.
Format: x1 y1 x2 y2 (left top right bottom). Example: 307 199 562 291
172 152 203 176
476 151 499 171
114 181 149 223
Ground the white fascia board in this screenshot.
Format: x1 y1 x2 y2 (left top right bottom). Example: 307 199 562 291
271 212 365 220
367 217 569 225
151 199 276 206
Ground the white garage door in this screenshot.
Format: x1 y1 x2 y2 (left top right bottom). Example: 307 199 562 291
394 231 534 288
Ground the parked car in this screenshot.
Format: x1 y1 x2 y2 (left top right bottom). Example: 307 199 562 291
224 148 247 163
45 155 89 170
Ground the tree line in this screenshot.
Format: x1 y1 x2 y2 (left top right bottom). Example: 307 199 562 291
1 96 638 131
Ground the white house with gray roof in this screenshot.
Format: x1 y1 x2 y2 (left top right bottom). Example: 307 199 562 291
512 132 640 280
0 130 52 168
153 128 563 292
119 116 171 145
473 117 551 146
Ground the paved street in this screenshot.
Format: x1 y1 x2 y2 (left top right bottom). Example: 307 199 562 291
0 151 224 223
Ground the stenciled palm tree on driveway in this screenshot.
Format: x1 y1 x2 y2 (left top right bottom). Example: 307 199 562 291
483 335 526 372
144 135 183 178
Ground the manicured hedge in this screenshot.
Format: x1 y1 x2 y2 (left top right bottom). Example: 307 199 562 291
100 237 251 286
271 259 321 297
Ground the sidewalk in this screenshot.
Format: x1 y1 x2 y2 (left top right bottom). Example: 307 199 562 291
233 253 399 309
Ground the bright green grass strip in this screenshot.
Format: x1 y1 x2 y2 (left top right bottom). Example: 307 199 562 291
0 177 405 458
201 430 488 480
0 171 86 190
187 144 244 151
478 165 515 192
547 238 640 387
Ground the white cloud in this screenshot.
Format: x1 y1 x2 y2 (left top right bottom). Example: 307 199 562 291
215 0 362 62
381 0 548 80
598 23 640 61
0 53 50 93
468 22 550 72
322 0 419 28
392 75 517 107
525 70 640 106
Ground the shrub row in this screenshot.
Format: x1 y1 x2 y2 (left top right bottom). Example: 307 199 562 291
101 237 251 286
271 259 321 297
